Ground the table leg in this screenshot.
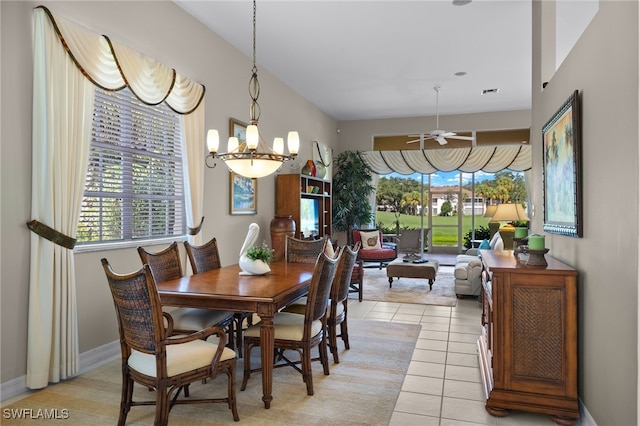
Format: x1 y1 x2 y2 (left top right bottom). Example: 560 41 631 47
259 312 275 409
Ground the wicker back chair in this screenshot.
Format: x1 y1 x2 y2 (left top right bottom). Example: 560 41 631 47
327 242 360 363
284 235 327 264
137 243 234 337
241 249 341 396
184 237 252 357
184 237 222 273
100 258 239 424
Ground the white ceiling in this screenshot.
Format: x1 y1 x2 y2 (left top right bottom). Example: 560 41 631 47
174 0 533 121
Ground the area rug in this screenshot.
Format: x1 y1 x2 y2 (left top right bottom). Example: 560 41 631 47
1 319 420 426
359 265 458 306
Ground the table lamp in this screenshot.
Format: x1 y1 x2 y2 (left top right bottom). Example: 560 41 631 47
483 204 499 238
491 203 529 250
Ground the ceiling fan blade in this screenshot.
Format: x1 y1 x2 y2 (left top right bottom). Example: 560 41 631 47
436 136 448 145
446 135 475 141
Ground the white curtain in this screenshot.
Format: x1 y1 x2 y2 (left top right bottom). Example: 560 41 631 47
358 145 532 175
28 6 205 389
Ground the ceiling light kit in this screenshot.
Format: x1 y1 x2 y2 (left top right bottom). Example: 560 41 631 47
407 86 476 146
205 0 299 178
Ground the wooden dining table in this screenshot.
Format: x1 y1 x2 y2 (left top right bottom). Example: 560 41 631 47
155 261 314 409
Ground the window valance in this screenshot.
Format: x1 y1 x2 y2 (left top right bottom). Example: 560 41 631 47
36 5 204 114
358 145 532 175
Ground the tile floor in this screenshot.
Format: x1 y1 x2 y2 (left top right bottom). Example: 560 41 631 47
346 297 561 426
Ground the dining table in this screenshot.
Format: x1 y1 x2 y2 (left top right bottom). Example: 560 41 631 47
155 261 315 409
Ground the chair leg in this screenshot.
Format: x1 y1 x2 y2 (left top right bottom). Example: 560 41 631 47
327 321 339 364
155 384 170 426
319 334 330 376
340 317 350 350
224 359 240 421
118 371 134 426
302 345 314 395
240 339 253 391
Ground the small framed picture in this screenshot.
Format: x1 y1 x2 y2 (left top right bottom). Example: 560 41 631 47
230 172 257 215
542 90 582 237
230 118 248 146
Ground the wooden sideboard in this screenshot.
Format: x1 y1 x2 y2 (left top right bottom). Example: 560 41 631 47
478 250 579 425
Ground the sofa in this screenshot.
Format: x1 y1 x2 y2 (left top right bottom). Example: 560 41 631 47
454 232 503 298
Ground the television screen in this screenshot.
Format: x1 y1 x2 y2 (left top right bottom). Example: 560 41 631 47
300 198 320 238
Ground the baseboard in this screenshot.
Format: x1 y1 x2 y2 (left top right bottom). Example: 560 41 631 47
0 340 120 403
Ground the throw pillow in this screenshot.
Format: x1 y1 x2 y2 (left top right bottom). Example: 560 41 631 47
359 230 382 250
479 239 491 250
324 238 335 258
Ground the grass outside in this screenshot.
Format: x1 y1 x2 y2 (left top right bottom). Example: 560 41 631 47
375 211 490 247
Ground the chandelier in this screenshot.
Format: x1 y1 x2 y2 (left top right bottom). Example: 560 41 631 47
206 0 299 178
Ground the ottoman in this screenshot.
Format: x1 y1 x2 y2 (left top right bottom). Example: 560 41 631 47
386 258 440 290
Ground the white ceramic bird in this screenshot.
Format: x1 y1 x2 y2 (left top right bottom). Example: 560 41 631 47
239 223 271 275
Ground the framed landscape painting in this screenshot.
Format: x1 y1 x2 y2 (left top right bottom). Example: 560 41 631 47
542 90 582 237
230 172 257 215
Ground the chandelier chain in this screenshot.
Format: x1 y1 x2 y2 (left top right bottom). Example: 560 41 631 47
249 0 260 124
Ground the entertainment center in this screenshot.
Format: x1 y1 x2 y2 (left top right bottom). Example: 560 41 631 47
275 174 332 240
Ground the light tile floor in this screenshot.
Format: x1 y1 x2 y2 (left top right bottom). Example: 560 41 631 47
346 297 560 426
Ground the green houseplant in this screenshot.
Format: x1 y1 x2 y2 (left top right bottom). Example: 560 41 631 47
246 242 273 264
332 151 375 245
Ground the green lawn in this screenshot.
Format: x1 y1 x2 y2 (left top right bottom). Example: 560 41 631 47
375 211 490 247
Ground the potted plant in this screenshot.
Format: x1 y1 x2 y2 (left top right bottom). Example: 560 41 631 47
332 150 375 245
246 241 274 264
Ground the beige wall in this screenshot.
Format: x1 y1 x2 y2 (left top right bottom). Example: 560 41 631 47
2 1 639 424
0 0 337 386
336 109 532 152
531 2 638 424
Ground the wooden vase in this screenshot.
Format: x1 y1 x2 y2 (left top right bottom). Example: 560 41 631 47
270 215 296 261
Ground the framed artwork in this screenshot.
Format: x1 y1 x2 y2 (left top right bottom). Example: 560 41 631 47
542 90 582 237
229 118 248 146
230 172 257 215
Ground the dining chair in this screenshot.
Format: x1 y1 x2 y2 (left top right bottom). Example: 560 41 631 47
184 237 252 357
100 258 239 425
284 235 327 264
241 249 341 396
282 242 360 363
326 242 360 363
349 258 364 302
137 242 235 338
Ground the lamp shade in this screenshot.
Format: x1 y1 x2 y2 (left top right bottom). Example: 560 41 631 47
207 129 219 153
225 158 282 178
484 204 498 218
491 203 529 222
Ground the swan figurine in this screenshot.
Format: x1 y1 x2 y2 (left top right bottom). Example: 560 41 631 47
239 223 271 275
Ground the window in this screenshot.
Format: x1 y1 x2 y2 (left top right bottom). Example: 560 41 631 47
76 87 186 247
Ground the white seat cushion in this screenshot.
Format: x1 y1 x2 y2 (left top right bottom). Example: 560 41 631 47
129 338 235 377
454 263 470 280
168 308 233 331
244 312 323 341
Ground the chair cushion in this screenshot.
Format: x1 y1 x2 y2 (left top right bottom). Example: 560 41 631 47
479 239 491 249
129 338 235 377
243 312 323 341
454 263 470 280
359 230 382 250
359 248 396 260
168 307 233 331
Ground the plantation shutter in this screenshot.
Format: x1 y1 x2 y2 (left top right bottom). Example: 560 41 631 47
78 87 185 243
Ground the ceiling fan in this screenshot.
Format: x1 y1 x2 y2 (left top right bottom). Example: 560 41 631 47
407 86 475 146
